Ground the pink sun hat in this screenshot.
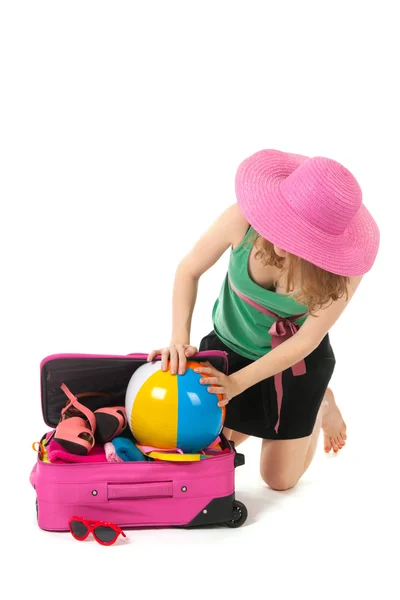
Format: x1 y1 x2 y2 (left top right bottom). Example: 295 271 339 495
235 149 380 276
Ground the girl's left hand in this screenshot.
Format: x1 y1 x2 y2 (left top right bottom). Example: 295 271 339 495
194 362 241 407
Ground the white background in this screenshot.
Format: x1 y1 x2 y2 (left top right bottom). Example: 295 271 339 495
1 1 399 599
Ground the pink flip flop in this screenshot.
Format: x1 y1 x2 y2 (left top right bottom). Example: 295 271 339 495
54 384 97 455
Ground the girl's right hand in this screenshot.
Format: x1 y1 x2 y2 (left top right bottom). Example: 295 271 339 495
147 344 198 375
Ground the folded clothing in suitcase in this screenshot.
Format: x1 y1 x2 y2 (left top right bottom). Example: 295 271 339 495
30 351 247 531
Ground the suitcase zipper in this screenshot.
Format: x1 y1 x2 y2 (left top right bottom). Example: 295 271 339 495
41 350 228 370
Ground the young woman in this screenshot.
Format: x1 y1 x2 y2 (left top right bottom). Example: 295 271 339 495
148 149 379 491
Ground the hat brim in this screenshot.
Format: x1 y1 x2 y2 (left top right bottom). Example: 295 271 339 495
235 151 380 276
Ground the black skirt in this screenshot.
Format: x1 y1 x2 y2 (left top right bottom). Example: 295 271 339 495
199 330 336 440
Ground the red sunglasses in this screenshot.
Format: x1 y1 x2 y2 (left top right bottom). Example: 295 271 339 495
69 516 126 546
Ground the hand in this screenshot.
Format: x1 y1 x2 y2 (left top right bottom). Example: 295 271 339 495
194 362 242 407
147 344 198 375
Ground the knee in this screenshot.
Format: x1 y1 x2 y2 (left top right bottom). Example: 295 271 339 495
260 468 300 491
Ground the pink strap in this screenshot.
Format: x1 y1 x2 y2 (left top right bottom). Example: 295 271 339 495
228 278 307 433
60 382 78 404
60 383 97 433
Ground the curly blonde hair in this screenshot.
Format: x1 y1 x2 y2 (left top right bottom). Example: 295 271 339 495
248 232 350 314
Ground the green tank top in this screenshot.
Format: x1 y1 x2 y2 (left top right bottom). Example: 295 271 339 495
212 226 308 360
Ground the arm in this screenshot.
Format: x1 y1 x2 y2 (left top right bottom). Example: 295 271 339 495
148 204 249 372
196 275 363 404
233 274 363 393
171 204 248 345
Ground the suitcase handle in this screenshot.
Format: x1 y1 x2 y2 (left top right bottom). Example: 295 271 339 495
108 482 173 500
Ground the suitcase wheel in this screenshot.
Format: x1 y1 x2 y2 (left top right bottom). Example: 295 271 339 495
225 500 248 528
35 498 38 521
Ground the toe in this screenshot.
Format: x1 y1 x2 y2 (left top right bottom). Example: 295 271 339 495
335 436 344 450
323 434 332 453
331 438 339 453
339 433 346 446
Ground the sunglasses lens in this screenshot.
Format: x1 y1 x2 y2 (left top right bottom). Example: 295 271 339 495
70 520 88 539
94 525 118 544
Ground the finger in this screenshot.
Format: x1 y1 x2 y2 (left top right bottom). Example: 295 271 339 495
194 367 216 376
199 376 220 385
161 349 170 372
169 347 178 375
218 397 230 407
185 346 198 357
176 345 187 375
147 350 159 362
207 386 225 395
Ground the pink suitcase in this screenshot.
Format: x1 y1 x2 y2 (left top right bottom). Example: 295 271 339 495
30 351 247 530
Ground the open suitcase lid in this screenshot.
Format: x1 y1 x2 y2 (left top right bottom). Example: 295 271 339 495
40 351 228 428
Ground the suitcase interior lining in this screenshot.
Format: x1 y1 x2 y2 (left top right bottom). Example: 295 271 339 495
41 355 227 428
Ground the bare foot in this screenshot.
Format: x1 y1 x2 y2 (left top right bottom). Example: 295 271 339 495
321 388 347 454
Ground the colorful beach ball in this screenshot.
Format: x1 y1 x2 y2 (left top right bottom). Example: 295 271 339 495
125 361 225 453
